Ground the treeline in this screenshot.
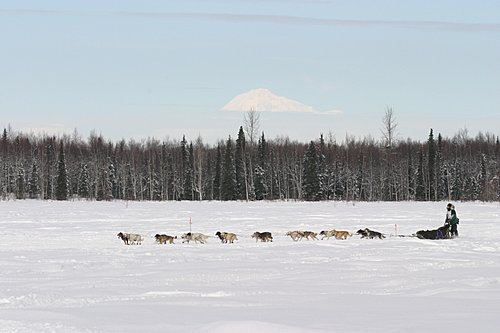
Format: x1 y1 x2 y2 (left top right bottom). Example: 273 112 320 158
1 126 499 202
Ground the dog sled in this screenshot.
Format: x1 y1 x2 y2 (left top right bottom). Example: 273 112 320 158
414 224 451 240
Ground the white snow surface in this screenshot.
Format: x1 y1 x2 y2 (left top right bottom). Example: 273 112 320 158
1 201 499 333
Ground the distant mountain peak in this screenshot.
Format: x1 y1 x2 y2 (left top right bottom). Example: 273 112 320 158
221 88 315 113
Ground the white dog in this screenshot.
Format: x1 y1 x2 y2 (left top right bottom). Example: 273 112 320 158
181 232 209 244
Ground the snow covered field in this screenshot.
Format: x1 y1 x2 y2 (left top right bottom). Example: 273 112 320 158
1 200 500 333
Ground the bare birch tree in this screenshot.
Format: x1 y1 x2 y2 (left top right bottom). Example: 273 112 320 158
243 109 260 200
244 108 260 145
380 107 399 200
381 107 398 148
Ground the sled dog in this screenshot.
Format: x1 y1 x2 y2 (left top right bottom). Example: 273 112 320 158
319 229 336 240
181 232 209 244
356 228 385 239
301 231 318 240
286 231 303 241
155 234 177 244
117 232 143 245
215 231 238 244
252 231 273 242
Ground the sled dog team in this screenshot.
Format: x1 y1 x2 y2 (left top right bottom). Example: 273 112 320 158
117 204 457 245
118 204 460 245
116 227 386 245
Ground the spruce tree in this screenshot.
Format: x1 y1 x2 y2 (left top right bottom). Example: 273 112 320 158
44 138 55 200
436 133 446 200
235 126 248 200
479 154 487 200
204 152 214 200
96 169 105 201
184 142 194 200
463 175 478 200
257 133 268 165
105 156 116 200
221 136 236 200
213 144 222 200
254 133 268 200
1 129 7 199
1 128 7 153
55 141 68 200
78 163 90 199
107 156 117 199
28 159 41 199
333 161 345 200
427 129 436 200
180 136 194 200
254 165 266 200
317 134 327 200
302 141 320 201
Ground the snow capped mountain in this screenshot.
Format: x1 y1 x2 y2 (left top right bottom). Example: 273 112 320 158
222 88 315 113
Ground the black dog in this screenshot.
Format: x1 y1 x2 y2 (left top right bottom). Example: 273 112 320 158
416 224 450 240
357 228 385 239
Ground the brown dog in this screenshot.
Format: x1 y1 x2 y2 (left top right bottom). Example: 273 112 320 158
319 229 352 240
155 234 177 244
286 231 303 241
301 231 318 240
332 229 352 240
252 231 273 242
215 231 238 244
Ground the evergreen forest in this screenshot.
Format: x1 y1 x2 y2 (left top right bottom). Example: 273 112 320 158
1 123 499 202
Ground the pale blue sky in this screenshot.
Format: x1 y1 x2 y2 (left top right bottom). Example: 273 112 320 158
1 0 499 144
